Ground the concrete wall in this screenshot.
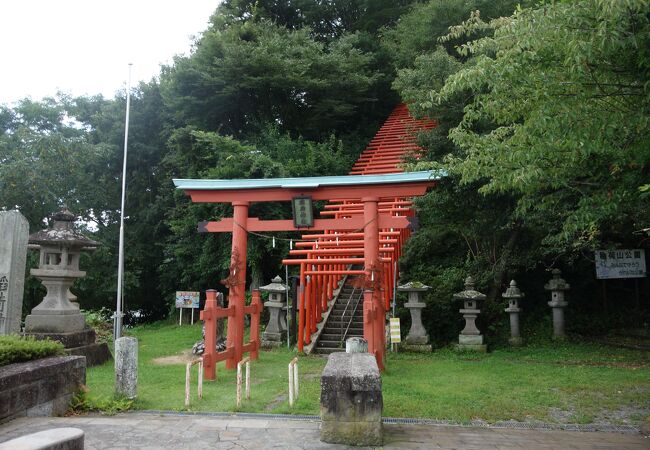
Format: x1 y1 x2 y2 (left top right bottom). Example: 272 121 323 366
0 356 86 422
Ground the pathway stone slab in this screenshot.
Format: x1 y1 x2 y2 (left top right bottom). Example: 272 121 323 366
0 413 648 449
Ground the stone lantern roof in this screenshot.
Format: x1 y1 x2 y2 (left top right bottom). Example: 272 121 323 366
397 281 431 292
453 277 486 302
502 280 524 300
28 208 99 249
259 275 287 293
544 269 570 291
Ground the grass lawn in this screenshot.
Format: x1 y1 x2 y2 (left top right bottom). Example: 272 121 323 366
86 322 650 425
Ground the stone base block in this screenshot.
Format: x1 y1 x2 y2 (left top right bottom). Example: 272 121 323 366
261 339 284 349
262 331 286 343
404 335 430 346
401 343 432 353
0 356 86 422
509 336 523 346
24 313 86 333
320 420 383 446
458 334 484 345
67 342 112 367
456 343 487 352
320 353 383 446
24 328 96 348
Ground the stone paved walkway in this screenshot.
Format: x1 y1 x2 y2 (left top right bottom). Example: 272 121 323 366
0 413 648 450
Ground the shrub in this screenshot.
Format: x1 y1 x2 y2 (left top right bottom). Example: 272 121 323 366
0 335 65 366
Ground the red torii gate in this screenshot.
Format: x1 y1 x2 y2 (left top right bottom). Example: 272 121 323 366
173 171 436 371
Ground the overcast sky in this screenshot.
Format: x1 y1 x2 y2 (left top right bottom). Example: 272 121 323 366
0 1 219 105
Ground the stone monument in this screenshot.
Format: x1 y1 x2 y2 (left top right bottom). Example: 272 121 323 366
115 336 138 399
502 280 524 346
24 208 111 365
453 276 487 352
397 281 431 352
0 211 29 335
545 269 570 339
320 352 383 446
260 276 288 347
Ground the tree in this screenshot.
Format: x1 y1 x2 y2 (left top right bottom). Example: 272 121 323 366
431 0 650 253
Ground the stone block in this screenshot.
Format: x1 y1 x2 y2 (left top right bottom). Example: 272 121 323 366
115 336 137 399
0 356 86 422
320 352 383 446
24 328 96 348
459 334 484 345
456 343 487 352
0 210 29 335
0 427 84 450
401 343 432 352
24 313 86 334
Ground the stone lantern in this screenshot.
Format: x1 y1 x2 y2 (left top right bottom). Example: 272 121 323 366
25 208 98 333
23 209 110 366
397 281 431 352
502 280 524 346
260 275 287 347
544 269 570 339
453 276 487 352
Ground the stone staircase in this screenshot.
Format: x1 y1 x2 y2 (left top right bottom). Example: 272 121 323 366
313 277 364 354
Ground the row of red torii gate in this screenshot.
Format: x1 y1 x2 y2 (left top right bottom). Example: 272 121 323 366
173 104 440 374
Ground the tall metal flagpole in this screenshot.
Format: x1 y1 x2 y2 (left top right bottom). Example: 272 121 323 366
115 63 133 341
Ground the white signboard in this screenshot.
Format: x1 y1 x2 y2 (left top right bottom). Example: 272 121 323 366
595 249 646 279
175 291 200 309
389 317 401 344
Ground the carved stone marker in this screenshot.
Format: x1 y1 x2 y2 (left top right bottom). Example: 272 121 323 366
503 280 524 346
454 276 487 352
0 211 29 335
320 352 382 446
260 276 287 347
545 269 570 339
397 281 431 352
115 336 138 399
345 336 368 353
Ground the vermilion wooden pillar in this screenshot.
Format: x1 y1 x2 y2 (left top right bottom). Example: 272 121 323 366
363 196 385 370
227 201 249 369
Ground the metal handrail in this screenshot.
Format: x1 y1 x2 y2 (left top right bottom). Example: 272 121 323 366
340 287 357 342
343 290 363 341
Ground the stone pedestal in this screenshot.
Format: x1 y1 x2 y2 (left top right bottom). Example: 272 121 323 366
0 211 29 335
260 276 288 348
115 336 138 399
503 280 524 346
454 277 487 352
545 269 570 340
320 352 382 446
24 328 112 367
397 282 432 352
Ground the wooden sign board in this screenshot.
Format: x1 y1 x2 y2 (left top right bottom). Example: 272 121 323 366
389 317 401 344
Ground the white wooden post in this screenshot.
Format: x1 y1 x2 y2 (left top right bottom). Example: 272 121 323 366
184 362 191 407
179 308 183 326
288 357 298 406
198 360 203 399
245 360 251 400
236 357 251 407
185 359 203 407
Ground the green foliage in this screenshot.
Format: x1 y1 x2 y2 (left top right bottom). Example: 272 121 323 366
0 335 64 366
70 387 134 415
84 322 650 424
431 0 650 253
